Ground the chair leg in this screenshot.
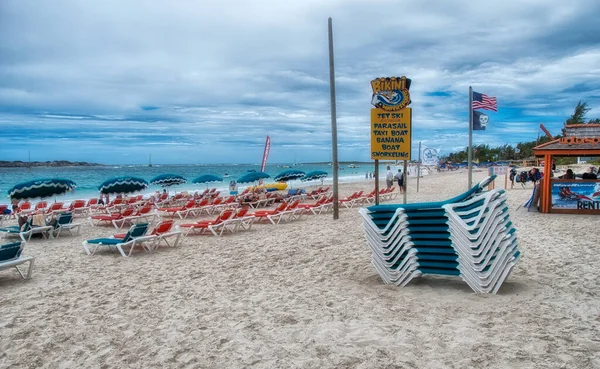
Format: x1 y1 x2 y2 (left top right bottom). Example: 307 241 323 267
15 258 34 279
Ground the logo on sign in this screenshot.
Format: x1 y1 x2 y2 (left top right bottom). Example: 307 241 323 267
370 76 411 111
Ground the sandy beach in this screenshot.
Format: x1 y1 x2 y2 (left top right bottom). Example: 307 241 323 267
1 169 599 369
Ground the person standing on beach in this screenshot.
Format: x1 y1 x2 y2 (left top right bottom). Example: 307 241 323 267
395 169 404 193
385 166 394 189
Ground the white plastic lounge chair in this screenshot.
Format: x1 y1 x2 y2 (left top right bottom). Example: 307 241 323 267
82 223 155 257
51 212 82 238
0 218 53 241
0 241 35 280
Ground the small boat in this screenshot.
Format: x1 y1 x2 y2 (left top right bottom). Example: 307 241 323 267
247 169 256 172
223 173 231 178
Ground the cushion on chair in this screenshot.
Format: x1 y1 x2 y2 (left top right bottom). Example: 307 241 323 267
0 242 22 261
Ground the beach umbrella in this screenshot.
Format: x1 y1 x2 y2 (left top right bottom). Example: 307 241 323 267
274 169 305 182
301 170 328 182
150 174 187 187
8 178 77 200
192 174 223 189
237 171 270 184
192 174 223 184
99 176 148 195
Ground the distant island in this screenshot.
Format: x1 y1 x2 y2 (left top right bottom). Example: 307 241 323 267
0 160 104 168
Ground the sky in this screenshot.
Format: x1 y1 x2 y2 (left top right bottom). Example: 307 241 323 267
1 0 600 165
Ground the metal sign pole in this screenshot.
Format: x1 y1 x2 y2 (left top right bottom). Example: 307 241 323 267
468 86 473 189
403 160 408 204
417 141 421 192
374 160 379 205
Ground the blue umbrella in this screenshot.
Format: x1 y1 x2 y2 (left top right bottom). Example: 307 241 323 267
301 170 328 182
8 178 77 200
99 177 148 195
274 169 305 182
192 174 223 184
237 172 270 184
150 174 187 187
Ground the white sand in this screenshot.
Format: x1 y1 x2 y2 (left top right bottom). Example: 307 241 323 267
1 169 600 369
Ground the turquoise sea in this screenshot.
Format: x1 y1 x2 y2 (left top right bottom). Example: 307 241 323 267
0 163 383 204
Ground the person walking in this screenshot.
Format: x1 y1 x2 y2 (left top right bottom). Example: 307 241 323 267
395 169 404 193
385 166 394 189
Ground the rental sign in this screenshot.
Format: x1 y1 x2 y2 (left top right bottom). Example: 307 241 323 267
370 76 412 160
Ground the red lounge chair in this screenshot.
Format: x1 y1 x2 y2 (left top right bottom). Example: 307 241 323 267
33 201 48 213
179 209 237 236
231 206 256 231
47 202 68 215
112 204 156 229
90 207 135 226
158 200 196 218
249 202 289 223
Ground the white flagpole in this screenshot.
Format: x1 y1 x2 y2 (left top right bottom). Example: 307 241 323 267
468 86 473 189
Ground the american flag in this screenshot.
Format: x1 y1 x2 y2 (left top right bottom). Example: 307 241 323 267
472 91 497 112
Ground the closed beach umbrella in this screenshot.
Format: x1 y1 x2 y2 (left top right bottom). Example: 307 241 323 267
301 170 328 182
99 176 148 195
274 169 305 182
150 174 187 187
237 171 270 184
8 178 77 200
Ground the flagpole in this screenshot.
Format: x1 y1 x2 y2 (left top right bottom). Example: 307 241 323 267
468 86 473 189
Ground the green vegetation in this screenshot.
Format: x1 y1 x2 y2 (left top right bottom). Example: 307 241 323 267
444 101 599 164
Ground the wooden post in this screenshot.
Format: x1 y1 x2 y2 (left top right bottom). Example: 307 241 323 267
328 18 339 220
541 154 553 213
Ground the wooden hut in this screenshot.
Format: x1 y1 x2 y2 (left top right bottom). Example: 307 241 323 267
533 124 600 214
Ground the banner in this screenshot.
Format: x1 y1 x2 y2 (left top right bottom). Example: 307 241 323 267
260 136 270 172
422 147 439 166
552 181 600 210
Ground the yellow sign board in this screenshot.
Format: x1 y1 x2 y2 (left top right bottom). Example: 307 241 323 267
370 108 412 160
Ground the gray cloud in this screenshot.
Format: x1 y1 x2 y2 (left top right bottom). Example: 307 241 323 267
1 0 600 163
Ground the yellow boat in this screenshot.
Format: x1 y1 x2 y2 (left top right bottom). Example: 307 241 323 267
248 182 288 192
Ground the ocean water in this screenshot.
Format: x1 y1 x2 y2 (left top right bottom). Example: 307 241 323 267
0 163 383 204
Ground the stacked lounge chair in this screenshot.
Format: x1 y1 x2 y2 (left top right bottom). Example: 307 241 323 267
359 176 520 294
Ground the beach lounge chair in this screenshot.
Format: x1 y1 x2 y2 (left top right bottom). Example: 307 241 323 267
149 220 182 249
15 202 33 216
33 201 48 213
112 204 156 229
249 202 289 223
231 206 256 231
179 209 237 236
45 202 68 215
68 200 90 216
297 196 331 215
0 241 35 280
339 191 364 208
266 199 303 224
183 198 211 218
113 219 182 250
51 212 82 238
82 223 154 257
0 217 53 241
89 207 135 227
158 200 196 218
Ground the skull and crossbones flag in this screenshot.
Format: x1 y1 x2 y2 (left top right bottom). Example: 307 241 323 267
473 110 489 130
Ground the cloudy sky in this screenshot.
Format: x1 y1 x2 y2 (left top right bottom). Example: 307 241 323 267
1 0 600 164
